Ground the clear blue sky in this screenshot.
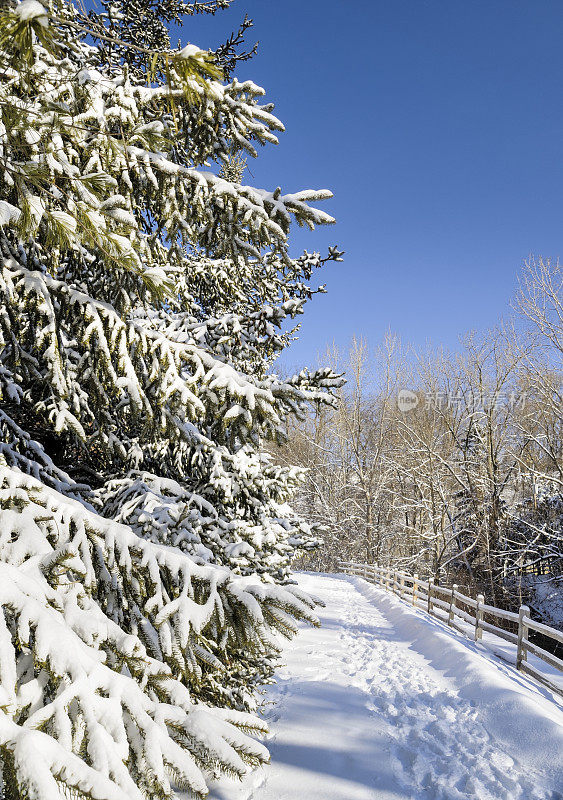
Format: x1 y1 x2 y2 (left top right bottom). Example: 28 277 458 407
185 1 563 369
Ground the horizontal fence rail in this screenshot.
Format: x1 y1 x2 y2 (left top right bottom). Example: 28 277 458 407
338 560 563 699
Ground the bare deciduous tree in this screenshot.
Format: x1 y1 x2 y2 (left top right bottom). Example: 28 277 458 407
279 258 562 621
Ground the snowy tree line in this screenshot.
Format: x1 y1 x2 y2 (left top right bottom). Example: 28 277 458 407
0 0 344 797
280 257 562 624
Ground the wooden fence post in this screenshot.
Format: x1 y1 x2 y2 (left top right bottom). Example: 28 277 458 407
475 593 484 641
399 573 405 599
412 573 418 606
448 584 457 627
427 578 434 615
517 605 530 671
393 570 398 595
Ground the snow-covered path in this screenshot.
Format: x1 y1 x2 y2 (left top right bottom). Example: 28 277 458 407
210 573 563 800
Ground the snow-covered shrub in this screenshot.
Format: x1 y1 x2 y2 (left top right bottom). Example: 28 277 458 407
503 483 563 623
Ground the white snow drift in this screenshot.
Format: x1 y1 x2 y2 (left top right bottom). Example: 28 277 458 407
211 572 563 800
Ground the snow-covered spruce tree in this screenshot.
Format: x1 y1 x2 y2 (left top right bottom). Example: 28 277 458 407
0 1 342 797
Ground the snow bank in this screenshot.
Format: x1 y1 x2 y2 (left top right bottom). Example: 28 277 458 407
211 572 563 800
346 574 563 788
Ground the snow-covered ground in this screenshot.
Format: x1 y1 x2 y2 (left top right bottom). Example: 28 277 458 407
210 572 563 800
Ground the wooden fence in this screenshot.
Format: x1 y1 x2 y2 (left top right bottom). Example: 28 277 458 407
338 560 563 699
